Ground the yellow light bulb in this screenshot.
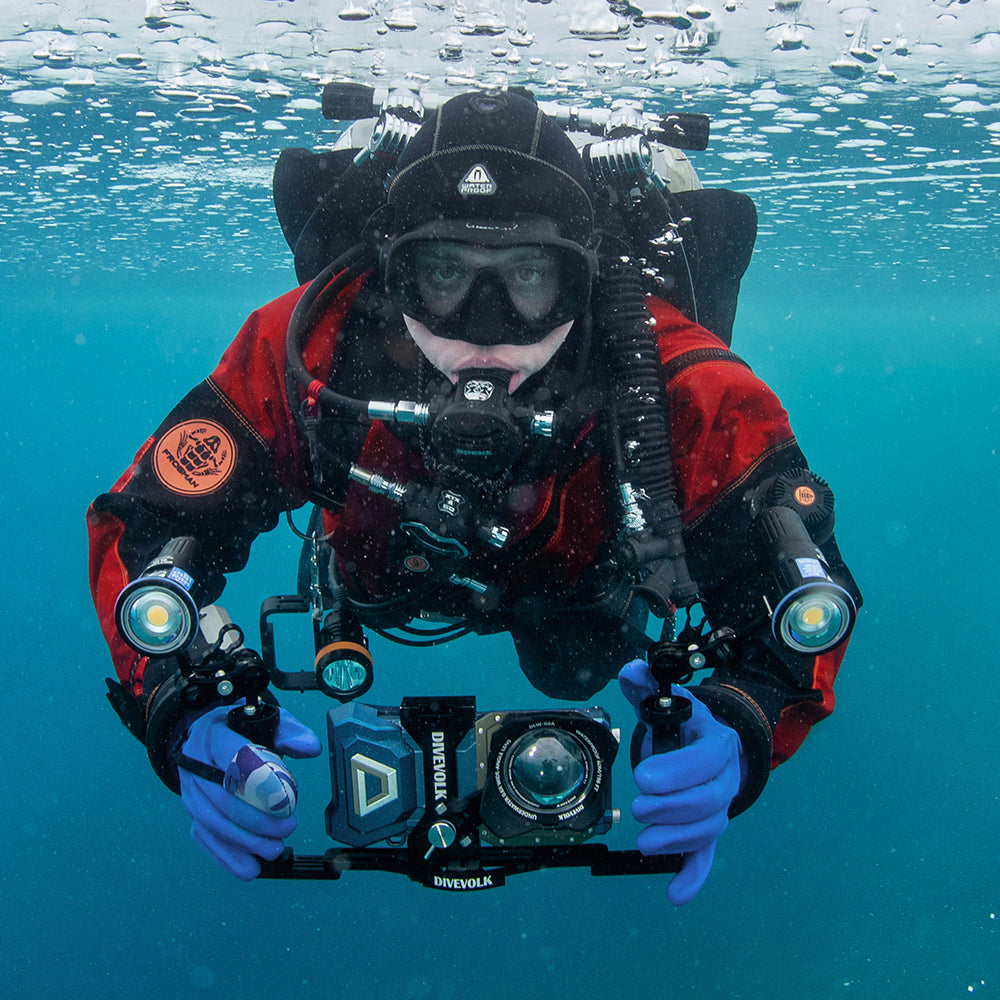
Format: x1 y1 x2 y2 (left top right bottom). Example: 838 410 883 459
800 605 825 627
145 603 170 628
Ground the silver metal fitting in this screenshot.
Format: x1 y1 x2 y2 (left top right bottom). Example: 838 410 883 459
607 99 646 135
381 87 424 118
619 481 646 532
367 399 431 425
348 464 407 504
367 111 421 161
481 525 510 549
585 134 653 187
531 410 555 437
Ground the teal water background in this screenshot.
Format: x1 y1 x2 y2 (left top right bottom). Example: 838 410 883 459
3 81 999 999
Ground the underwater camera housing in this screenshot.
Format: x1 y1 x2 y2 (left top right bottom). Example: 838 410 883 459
252 588 682 888
258 699 682 888
325 697 620 850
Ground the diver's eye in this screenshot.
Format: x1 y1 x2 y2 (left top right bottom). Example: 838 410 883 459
511 264 546 286
430 262 463 284
417 260 463 287
504 251 560 293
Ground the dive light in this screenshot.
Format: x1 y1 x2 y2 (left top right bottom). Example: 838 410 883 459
315 603 374 701
114 536 200 656
754 503 856 655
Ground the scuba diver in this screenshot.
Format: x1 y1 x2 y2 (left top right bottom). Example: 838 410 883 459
87 89 861 906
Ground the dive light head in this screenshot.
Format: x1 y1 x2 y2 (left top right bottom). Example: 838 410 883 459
754 502 856 655
771 577 856 654
315 603 374 702
114 536 200 656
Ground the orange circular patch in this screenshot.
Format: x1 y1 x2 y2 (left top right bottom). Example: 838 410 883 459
153 419 238 496
794 485 816 507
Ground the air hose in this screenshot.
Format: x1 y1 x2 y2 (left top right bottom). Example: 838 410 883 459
597 256 675 501
594 250 699 616
284 243 377 422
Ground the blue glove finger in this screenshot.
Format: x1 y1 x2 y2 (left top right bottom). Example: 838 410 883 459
183 708 248 768
634 739 734 796
181 771 295 850
178 704 318 877
181 774 292 880
190 818 263 881
194 767 298 838
634 714 741 797
184 705 323 768
667 843 717 907
618 658 657 710
632 769 737 825
630 698 741 833
635 810 729 856
618 666 743 905
273 713 323 759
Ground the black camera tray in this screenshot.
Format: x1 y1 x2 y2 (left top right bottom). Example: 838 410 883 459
258 844 682 889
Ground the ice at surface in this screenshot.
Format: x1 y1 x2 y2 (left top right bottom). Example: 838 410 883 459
2 0 1000 93
2 2 998 287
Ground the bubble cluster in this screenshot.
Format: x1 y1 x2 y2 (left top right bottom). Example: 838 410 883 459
0 2 996 284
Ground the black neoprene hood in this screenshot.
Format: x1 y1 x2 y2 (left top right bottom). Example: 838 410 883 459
385 91 596 245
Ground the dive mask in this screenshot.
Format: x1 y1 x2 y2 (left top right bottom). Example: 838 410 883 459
383 219 596 347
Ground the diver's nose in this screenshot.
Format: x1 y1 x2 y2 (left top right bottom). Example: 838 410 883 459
460 272 522 346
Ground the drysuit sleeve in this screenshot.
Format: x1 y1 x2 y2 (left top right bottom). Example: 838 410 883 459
87 286 317 733
652 299 862 814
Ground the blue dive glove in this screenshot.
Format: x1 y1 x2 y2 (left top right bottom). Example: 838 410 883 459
619 658 743 906
177 705 322 880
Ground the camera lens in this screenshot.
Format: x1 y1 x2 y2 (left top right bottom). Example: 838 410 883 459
479 711 619 842
507 729 588 809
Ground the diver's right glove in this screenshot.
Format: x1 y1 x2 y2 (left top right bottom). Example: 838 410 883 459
176 705 322 880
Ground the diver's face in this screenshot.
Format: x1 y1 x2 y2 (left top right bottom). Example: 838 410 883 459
403 315 574 393
391 239 585 389
410 243 563 323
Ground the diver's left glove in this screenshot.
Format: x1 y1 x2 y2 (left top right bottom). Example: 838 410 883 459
619 658 743 906
176 705 322 880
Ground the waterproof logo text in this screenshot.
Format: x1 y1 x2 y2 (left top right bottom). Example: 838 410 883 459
457 163 497 196
428 874 503 891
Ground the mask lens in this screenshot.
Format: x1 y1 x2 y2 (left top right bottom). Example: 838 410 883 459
386 239 591 340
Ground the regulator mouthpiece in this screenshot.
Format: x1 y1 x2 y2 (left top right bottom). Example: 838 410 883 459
430 368 524 478
114 536 200 656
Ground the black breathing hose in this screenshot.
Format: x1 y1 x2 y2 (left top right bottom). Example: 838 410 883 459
594 249 699 613
596 256 678 511
284 243 377 422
